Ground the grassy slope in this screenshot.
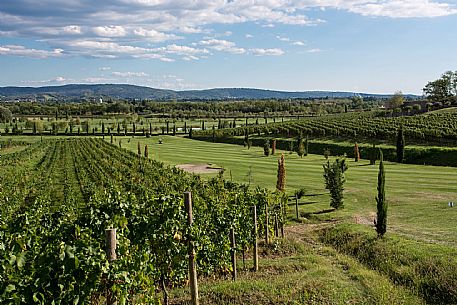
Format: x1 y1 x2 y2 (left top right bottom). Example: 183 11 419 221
170 237 424 305
114 135 457 247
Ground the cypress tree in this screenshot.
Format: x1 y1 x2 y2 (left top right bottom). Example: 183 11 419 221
276 154 286 192
376 150 387 237
189 127 193 139
212 126 215 142
184 121 187 133
304 136 309 156
166 121 169 133
137 142 141 156
396 128 405 163
33 122 37 134
110 134 113 144
263 139 270 156
102 122 105 135
133 122 136 134
117 123 121 134
144 145 149 158
271 139 276 155
370 143 377 165
297 136 305 158
354 142 360 162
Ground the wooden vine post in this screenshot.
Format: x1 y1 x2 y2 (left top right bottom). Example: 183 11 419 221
105 228 117 305
274 214 279 237
230 227 237 281
184 192 199 305
280 201 285 239
295 194 299 220
252 205 259 272
265 203 269 244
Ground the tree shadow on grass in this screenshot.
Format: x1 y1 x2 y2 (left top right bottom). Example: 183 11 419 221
287 201 318 207
301 208 336 218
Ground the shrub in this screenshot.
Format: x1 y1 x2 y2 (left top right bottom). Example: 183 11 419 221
323 157 347 209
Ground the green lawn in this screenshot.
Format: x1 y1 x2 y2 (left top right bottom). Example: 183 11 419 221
113 135 457 246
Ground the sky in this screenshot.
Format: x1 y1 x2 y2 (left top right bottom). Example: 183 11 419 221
0 1 456 94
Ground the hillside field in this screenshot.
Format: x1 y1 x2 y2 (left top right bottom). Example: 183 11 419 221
113 135 457 246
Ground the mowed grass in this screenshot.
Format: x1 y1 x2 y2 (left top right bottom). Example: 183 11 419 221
170 238 424 305
113 135 457 246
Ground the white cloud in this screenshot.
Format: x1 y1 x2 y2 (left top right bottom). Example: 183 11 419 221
250 48 285 56
307 48 323 53
93 26 127 37
112 71 149 77
99 66 111 71
1 0 456 60
133 27 182 42
292 41 306 46
342 0 457 18
21 76 71 84
276 36 290 42
0 45 63 59
62 25 82 35
199 39 246 54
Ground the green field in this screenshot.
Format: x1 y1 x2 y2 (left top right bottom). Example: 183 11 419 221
113 135 457 246
2 135 457 304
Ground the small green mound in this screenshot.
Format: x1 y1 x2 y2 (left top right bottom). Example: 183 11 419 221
318 224 457 304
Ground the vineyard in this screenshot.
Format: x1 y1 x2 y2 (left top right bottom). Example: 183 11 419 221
194 111 457 145
0 138 280 304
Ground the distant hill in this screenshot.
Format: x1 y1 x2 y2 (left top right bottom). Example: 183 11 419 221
0 84 418 101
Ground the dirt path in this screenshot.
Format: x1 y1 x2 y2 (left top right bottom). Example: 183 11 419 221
176 163 224 174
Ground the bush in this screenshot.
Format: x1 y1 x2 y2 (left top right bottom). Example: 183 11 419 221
323 157 347 209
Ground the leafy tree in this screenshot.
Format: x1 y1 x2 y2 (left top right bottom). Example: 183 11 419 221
376 150 387 237
0 106 12 123
423 71 457 102
263 139 270 156
351 96 364 109
323 157 348 209
396 128 405 163
276 154 286 192
387 91 405 109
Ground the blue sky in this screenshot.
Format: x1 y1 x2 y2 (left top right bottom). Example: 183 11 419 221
1 1 456 94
